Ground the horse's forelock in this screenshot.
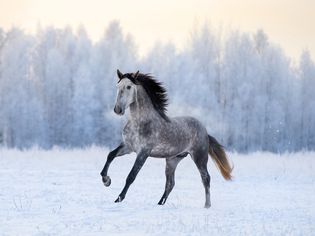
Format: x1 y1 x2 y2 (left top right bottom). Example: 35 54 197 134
117 73 137 84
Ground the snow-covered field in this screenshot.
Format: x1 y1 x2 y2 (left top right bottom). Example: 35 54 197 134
0 148 314 235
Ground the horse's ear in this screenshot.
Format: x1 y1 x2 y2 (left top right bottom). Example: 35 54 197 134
117 69 123 79
133 70 139 79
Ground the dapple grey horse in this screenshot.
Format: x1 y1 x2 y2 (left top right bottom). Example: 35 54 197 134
100 70 233 208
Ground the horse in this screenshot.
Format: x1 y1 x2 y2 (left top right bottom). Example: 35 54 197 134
100 69 233 208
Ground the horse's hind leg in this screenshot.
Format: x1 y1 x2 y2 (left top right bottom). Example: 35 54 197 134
191 149 211 208
158 155 185 205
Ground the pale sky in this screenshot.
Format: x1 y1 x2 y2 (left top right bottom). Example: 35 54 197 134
0 0 314 60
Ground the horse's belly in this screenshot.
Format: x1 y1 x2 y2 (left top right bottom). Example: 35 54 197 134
150 145 179 158
124 135 179 157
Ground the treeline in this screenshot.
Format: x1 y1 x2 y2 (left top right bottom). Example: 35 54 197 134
0 21 314 152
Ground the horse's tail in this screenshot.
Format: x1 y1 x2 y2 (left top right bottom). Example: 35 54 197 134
208 135 233 181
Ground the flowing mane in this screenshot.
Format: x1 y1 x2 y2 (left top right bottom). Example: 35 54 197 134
121 73 169 121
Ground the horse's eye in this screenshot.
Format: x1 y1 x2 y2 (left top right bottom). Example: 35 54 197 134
127 85 131 90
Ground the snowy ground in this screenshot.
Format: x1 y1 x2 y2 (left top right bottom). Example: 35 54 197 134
0 148 314 236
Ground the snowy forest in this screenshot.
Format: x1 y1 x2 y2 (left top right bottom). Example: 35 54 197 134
0 21 314 152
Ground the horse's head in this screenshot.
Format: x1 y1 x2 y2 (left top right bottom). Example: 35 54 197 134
114 69 139 115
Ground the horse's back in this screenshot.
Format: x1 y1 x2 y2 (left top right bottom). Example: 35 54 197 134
172 116 208 140
172 116 207 133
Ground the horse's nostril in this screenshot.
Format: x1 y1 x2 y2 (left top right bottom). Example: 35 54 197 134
114 106 122 114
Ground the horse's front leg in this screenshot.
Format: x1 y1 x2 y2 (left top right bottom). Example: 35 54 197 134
100 143 131 187
115 149 150 203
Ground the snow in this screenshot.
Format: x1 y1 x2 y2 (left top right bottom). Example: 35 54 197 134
0 148 314 235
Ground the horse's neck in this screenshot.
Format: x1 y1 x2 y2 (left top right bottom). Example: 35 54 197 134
128 88 161 124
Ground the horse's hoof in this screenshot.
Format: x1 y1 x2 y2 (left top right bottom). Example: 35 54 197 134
204 203 211 209
158 198 166 205
102 176 111 187
114 196 123 203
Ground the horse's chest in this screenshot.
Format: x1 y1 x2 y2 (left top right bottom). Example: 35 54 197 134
123 121 153 150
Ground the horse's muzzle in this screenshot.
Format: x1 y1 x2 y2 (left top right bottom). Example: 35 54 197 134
114 105 124 115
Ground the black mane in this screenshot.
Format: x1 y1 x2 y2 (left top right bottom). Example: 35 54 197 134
120 72 169 121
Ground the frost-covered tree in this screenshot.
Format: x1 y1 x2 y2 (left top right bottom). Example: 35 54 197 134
91 21 137 146
0 28 45 148
222 31 260 151
300 50 315 149
71 26 99 146
35 27 74 147
0 28 5 145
